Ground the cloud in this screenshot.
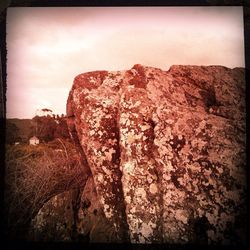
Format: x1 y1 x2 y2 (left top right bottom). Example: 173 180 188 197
6 7 245 118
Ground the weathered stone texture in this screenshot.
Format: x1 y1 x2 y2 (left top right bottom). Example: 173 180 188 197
77 176 118 242
29 190 75 241
66 64 246 244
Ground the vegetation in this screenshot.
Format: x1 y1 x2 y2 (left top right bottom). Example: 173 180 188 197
30 113 70 142
4 139 88 240
6 120 21 144
4 108 86 240
6 110 70 144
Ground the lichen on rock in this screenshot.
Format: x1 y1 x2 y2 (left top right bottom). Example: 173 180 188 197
65 64 246 244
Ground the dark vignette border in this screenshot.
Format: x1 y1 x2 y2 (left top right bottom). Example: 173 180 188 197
0 1 249 250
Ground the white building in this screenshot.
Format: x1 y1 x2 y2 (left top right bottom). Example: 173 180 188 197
29 136 39 145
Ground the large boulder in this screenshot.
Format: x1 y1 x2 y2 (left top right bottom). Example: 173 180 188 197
66 64 246 244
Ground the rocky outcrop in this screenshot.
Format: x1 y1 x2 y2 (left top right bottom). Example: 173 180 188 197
30 176 119 242
77 176 118 242
66 64 246 244
29 190 76 241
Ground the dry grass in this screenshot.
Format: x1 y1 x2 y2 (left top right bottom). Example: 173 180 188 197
4 139 89 240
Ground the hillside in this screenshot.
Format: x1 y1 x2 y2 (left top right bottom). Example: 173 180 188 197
6 118 33 142
6 115 69 144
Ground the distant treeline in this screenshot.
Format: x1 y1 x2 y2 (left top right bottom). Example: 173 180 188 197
6 113 70 144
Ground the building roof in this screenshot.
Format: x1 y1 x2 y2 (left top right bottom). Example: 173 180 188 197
29 136 39 140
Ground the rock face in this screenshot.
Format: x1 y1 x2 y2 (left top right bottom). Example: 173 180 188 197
77 176 118 242
30 176 118 242
66 64 246 244
29 190 76 241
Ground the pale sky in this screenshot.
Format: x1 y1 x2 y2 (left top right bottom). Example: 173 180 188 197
6 7 245 119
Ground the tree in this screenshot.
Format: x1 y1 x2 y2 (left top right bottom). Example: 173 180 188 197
6 121 20 144
31 109 57 142
53 116 70 140
30 109 70 142
31 115 56 142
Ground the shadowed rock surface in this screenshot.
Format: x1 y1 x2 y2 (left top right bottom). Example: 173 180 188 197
29 190 75 241
64 64 246 244
29 176 118 242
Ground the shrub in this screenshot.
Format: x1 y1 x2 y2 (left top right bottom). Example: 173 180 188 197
4 139 88 240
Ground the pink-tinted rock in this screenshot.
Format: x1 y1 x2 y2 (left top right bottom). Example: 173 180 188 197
29 190 76 241
77 176 118 242
67 64 246 244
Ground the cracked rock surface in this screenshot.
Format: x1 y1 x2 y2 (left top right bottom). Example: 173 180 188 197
66 64 246 244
